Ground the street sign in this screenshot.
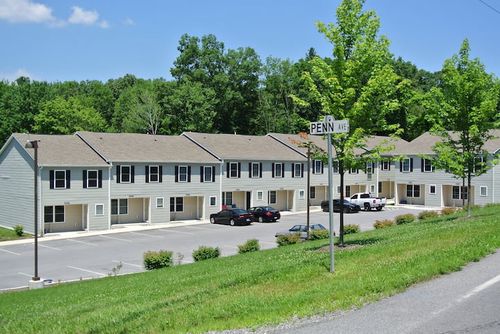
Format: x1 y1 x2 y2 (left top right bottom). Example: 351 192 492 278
310 117 349 135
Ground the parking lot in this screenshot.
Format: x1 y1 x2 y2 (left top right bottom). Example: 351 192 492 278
0 207 425 290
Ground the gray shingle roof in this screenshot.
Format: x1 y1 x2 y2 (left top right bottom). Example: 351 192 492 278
12 133 109 167
77 132 220 163
183 132 306 161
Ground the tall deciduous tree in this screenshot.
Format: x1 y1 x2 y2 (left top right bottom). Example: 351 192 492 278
428 39 499 216
295 0 405 245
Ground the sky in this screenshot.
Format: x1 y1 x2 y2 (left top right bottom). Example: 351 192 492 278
0 0 499 82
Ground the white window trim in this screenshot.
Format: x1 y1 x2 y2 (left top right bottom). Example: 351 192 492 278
149 165 160 183
452 186 468 200
54 170 67 189
87 170 99 189
44 205 65 223
229 162 239 178
156 197 164 208
313 160 322 174
203 166 213 182
178 165 188 183
175 197 184 212
381 160 390 171
209 196 217 206
350 168 358 174
298 189 305 200
269 191 277 204
257 191 263 201
402 158 411 173
309 186 316 199
429 184 436 195
120 165 131 183
111 198 128 215
251 162 260 178
95 204 104 216
294 163 302 178
370 184 375 193
480 186 488 197
423 159 432 173
274 163 283 178
366 162 373 174
406 184 421 198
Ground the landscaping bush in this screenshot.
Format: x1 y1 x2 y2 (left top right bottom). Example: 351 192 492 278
192 246 220 262
143 250 173 270
276 233 301 246
418 210 439 221
373 219 394 229
343 224 360 234
309 229 329 240
441 207 456 215
13 225 23 237
238 239 260 254
395 213 416 225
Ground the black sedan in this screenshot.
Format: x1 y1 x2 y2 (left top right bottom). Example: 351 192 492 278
248 206 281 222
321 199 361 213
209 208 254 226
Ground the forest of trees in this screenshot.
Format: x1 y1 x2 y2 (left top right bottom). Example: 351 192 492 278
0 12 498 149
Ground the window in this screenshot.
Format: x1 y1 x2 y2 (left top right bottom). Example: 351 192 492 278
480 186 488 197
156 197 164 208
381 160 390 171
209 196 217 206
378 182 383 193
474 156 485 174
149 165 159 183
95 204 104 216
293 163 303 178
402 158 411 173
366 162 373 174
203 166 213 182
337 185 341 194
333 160 339 174
222 192 233 206
54 170 66 189
257 191 263 201
170 197 184 212
345 185 351 197
274 163 283 178
310 186 316 199
370 184 375 193
87 170 98 188
120 166 131 183
179 166 188 182
423 159 433 172
452 186 468 200
349 168 358 174
299 190 305 200
251 162 260 178
406 185 421 198
429 184 436 195
313 160 323 174
111 199 128 215
44 205 64 223
229 162 239 178
269 190 277 204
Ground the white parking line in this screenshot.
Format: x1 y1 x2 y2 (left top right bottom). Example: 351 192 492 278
17 272 32 278
128 231 163 239
158 229 193 235
99 235 132 242
67 265 106 277
66 239 97 247
0 248 21 256
112 260 143 268
183 225 217 231
39 244 62 251
457 274 500 302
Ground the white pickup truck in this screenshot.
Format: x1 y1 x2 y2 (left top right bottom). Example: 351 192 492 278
348 192 386 211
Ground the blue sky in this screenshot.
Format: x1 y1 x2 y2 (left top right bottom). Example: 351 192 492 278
1 0 499 82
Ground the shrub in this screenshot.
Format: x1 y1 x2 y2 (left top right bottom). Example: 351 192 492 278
13 225 23 237
238 239 260 254
395 213 416 225
418 210 439 221
143 250 173 270
192 246 220 262
373 219 394 229
309 229 329 240
441 207 456 215
276 233 301 246
344 224 360 234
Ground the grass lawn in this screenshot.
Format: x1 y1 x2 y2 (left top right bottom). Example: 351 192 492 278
0 226 31 242
1 205 499 333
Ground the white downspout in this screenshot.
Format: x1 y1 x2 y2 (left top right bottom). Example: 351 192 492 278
376 161 380 195
492 162 496 203
220 160 224 210
108 164 112 230
39 166 43 237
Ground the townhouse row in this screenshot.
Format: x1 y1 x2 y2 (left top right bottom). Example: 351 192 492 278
0 130 499 235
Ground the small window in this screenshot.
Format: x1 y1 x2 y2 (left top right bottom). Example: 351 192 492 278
95 204 104 216
87 170 98 188
149 166 159 183
333 161 339 174
269 191 277 204
209 196 217 206
120 165 131 183
203 166 213 182
381 160 390 171
179 166 188 182
336 185 341 194
274 163 283 178
44 205 65 223
299 190 305 200
423 159 433 172
402 159 411 173
251 162 260 178
257 191 263 201
480 186 487 197
54 170 66 189
293 163 302 178
313 160 323 174
229 162 239 178
156 197 164 208
310 186 316 199
349 168 358 174
370 184 375 193
429 184 436 195
170 197 184 212
366 162 373 174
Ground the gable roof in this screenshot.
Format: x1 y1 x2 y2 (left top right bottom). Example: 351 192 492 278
182 132 306 161
77 131 220 163
9 133 109 167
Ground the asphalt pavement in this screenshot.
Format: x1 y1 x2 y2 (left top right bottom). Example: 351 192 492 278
0 206 424 290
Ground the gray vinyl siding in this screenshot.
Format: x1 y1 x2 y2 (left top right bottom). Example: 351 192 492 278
0 139 35 234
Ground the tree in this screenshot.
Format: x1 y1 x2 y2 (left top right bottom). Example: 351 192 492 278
123 89 163 135
33 96 107 134
427 39 499 216
295 0 406 245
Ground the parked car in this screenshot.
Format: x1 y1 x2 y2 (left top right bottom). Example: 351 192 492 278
209 208 253 226
275 223 327 239
320 199 361 213
348 192 386 211
248 206 281 222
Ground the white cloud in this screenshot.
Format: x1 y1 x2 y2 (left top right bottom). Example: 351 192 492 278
123 17 135 26
68 6 98 25
99 20 109 29
0 68 36 82
0 0 55 23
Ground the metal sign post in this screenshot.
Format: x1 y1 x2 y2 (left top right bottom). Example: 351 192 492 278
309 115 349 273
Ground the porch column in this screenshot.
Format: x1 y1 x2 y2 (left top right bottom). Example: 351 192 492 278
395 183 399 205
